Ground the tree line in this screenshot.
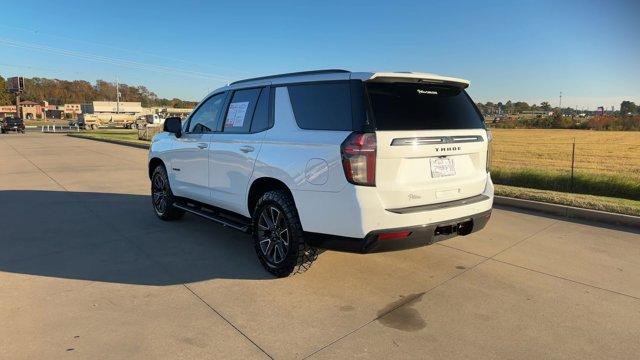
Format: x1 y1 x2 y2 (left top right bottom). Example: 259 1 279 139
483 100 640 131
0 75 197 108
2 74 637 117
476 100 639 116
476 100 558 115
620 101 638 115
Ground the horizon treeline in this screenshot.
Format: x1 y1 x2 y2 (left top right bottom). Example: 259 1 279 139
0 75 197 108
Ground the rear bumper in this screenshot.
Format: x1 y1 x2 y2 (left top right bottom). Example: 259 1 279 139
294 175 494 239
307 209 492 253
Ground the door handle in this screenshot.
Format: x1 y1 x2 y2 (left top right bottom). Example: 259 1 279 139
197 143 208 149
240 145 255 153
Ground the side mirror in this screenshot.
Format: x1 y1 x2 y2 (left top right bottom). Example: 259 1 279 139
163 117 182 138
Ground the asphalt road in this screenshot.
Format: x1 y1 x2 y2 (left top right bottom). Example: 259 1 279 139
1 132 639 360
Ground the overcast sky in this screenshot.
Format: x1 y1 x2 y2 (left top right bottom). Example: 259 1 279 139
1 0 638 109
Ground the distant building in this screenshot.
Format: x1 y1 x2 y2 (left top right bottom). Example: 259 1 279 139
1 102 94 119
39 102 62 119
19 101 42 119
45 109 65 119
81 101 143 114
64 104 82 116
0 105 17 118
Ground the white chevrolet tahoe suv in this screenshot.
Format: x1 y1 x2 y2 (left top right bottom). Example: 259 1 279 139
148 70 494 277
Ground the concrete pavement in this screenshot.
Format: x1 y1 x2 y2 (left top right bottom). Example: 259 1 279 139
1 133 639 359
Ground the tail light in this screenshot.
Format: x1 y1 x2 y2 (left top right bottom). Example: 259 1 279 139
486 130 492 173
341 132 376 186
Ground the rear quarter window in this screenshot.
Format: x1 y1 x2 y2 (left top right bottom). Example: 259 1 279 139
366 83 484 131
288 82 352 131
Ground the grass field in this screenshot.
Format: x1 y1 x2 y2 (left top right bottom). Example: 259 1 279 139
24 119 70 126
495 184 640 217
491 129 640 201
69 129 149 146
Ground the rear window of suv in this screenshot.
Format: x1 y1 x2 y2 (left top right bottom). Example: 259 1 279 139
366 82 484 130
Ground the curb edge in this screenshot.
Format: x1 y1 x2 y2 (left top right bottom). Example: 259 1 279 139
494 195 640 228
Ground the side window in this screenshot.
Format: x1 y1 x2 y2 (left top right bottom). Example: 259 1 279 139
223 88 260 134
288 82 352 130
250 87 270 133
188 93 225 133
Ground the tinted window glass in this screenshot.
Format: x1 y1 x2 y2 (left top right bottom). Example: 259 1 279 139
350 80 369 131
366 83 484 130
223 88 260 133
188 93 225 133
250 87 270 133
288 82 352 130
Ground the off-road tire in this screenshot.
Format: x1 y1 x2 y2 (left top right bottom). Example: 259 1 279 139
151 165 185 221
252 190 317 277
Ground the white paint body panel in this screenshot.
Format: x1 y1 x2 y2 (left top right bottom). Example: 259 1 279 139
169 133 211 201
375 128 489 210
250 86 348 187
208 131 266 214
294 177 493 238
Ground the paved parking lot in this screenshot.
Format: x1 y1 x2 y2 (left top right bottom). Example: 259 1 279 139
1 133 639 359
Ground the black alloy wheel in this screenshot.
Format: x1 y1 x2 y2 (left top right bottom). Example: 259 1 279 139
252 190 317 277
152 171 168 216
256 205 291 264
151 165 184 221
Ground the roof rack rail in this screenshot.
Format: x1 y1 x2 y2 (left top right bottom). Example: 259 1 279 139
230 69 350 85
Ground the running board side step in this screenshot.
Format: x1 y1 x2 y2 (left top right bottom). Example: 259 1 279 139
173 203 250 233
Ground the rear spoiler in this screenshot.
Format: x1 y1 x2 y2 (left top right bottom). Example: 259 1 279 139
351 72 470 89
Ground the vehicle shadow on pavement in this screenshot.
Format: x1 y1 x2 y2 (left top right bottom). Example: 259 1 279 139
0 190 275 285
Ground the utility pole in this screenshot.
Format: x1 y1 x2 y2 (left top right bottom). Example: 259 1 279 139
8 77 24 119
571 138 575 191
116 76 120 114
15 93 20 119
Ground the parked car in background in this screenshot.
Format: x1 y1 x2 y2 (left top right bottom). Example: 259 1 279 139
136 114 164 128
148 70 494 277
1 117 26 134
